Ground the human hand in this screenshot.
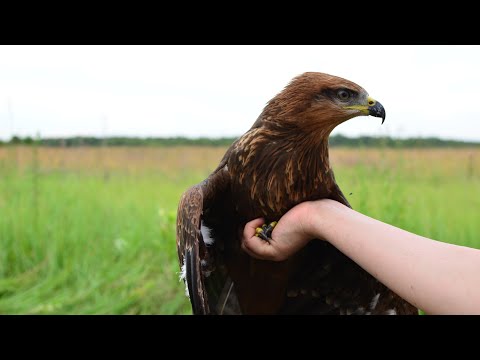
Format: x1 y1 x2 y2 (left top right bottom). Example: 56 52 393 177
241 201 318 262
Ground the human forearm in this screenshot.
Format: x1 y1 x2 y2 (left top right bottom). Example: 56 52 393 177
312 200 480 315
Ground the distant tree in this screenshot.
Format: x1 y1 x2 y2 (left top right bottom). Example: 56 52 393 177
31 135 480 148
10 136 21 144
23 136 34 145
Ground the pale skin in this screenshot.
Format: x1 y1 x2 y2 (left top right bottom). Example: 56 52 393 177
241 199 480 315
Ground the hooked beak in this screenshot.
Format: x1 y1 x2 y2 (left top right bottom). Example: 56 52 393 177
367 97 386 124
343 96 386 124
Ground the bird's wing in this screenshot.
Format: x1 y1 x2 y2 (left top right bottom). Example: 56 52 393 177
176 168 235 315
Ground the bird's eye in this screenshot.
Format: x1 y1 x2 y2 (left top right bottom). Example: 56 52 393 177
337 89 350 101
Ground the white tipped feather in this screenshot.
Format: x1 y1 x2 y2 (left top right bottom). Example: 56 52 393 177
179 258 189 298
201 221 214 246
384 309 397 315
369 293 380 310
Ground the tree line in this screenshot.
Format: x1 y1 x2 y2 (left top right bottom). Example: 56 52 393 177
2 134 479 148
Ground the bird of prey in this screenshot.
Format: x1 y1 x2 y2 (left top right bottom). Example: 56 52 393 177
176 72 418 315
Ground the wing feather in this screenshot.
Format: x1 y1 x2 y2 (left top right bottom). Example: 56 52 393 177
176 167 236 315
176 184 212 314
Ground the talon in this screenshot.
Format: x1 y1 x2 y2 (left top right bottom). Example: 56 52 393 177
264 221 277 234
254 221 278 242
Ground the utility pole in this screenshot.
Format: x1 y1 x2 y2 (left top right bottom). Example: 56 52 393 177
7 96 14 140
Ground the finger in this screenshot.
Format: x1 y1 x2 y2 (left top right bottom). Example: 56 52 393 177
241 240 267 260
243 217 265 239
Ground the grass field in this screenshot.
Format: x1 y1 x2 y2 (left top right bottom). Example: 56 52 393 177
0 145 479 314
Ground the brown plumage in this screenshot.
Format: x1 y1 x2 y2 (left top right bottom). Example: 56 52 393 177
176 72 418 315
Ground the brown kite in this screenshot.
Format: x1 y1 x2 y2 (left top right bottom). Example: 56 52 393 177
176 72 418 315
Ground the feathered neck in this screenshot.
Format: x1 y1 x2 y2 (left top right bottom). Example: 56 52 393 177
229 120 336 218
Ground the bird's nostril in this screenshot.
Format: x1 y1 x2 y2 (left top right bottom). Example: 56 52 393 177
368 100 375 105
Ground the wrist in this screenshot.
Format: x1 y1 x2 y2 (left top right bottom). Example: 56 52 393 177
306 199 348 242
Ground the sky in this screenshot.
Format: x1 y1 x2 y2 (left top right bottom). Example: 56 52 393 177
1 45 479 141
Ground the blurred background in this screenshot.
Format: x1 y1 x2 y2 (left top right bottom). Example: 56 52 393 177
0 45 479 314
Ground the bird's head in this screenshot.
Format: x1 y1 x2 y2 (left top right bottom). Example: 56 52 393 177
263 72 386 134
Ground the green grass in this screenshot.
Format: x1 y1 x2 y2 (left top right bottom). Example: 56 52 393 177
0 146 479 314
0 167 205 314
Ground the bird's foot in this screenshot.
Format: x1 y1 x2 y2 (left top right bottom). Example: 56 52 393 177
255 221 278 242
